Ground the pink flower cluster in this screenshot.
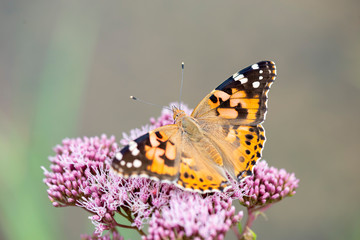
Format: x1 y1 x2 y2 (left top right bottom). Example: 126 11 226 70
42 134 178 235
238 160 299 209
42 135 118 207
145 192 243 240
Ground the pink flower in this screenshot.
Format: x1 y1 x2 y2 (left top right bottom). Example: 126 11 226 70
144 191 243 240
236 160 299 209
42 135 118 207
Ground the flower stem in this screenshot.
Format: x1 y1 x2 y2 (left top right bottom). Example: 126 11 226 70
240 208 256 239
239 204 273 240
232 225 242 239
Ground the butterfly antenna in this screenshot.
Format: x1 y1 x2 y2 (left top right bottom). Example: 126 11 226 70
130 96 171 110
179 62 184 110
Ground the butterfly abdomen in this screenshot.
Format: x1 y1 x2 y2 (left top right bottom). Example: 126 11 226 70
179 115 225 167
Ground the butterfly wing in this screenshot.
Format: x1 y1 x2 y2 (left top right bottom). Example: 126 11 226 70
111 125 181 181
202 123 266 181
191 61 276 125
192 61 276 181
175 137 231 193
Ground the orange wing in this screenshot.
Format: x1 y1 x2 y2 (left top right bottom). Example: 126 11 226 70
192 61 276 181
192 61 276 125
175 138 231 193
111 125 181 181
201 123 266 182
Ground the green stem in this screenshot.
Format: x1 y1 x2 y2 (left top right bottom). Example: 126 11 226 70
239 204 273 240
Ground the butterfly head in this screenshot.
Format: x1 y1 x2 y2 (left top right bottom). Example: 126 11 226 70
172 105 186 122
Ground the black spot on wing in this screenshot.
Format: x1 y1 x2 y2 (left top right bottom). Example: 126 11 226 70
209 94 217 103
245 134 254 140
155 131 163 139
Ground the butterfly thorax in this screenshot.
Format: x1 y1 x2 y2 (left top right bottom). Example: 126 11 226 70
173 107 224 165
173 108 202 140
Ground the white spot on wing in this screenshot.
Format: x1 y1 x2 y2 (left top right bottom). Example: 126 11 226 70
115 152 123 160
126 162 132 168
259 70 263 74
259 76 263 80
133 159 142 168
129 141 137 151
251 64 259 70
234 74 244 81
131 148 140 156
240 78 248 84
252 81 260 88
233 72 240 78
120 160 125 166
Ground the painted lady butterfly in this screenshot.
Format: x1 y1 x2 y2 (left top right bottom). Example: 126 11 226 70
111 61 276 193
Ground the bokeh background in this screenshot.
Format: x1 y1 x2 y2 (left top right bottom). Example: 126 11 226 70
1 0 360 239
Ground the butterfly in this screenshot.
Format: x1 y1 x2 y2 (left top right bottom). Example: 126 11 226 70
111 61 276 193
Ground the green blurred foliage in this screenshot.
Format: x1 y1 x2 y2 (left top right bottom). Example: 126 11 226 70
0 0 359 240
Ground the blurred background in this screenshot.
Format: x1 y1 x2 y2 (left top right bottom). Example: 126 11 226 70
1 0 360 239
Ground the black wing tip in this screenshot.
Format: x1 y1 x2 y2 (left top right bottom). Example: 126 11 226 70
256 60 276 67
216 60 277 91
241 60 276 73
